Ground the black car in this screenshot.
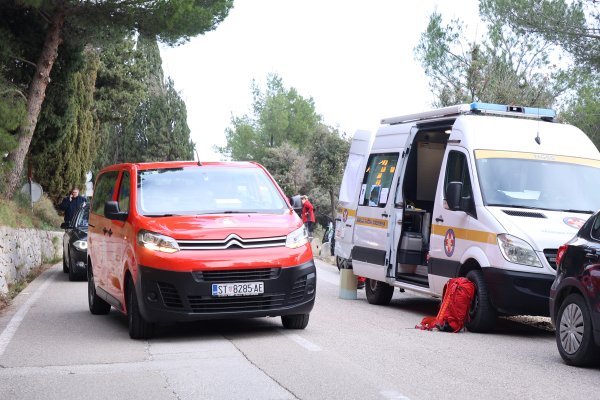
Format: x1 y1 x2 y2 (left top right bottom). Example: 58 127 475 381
61 203 89 281
550 211 600 367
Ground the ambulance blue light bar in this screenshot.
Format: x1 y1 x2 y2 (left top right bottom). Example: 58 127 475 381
470 102 556 119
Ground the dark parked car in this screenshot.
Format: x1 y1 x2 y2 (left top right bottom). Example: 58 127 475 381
61 203 89 281
550 211 600 367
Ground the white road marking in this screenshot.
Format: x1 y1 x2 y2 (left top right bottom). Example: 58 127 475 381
281 332 322 352
380 389 411 400
0 271 55 358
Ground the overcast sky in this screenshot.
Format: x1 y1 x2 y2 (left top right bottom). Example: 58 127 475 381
160 0 481 161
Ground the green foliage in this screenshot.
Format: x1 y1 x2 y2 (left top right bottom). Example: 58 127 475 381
221 74 351 224
94 35 193 168
487 0 599 72
560 74 600 148
29 45 99 202
219 74 321 163
414 7 571 107
0 193 62 230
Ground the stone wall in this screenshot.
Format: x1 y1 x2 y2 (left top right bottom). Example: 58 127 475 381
0 227 62 295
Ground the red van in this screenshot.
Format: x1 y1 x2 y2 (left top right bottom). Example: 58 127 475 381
87 161 316 339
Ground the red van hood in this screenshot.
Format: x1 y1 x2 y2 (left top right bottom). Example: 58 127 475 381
140 212 301 240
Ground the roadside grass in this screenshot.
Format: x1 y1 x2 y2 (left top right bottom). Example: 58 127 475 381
0 263 55 312
0 192 62 230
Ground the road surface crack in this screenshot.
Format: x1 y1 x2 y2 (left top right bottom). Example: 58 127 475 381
144 340 154 361
225 335 300 399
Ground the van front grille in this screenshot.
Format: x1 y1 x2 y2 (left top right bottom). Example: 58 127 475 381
177 234 286 250
544 249 558 270
192 268 280 283
157 282 183 308
288 275 307 304
187 293 286 312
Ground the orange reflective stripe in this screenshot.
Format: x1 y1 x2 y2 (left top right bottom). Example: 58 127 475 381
431 224 496 244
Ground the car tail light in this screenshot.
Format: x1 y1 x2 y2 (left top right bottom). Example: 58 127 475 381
555 244 568 267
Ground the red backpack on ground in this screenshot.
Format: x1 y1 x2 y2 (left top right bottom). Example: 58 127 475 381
416 277 476 332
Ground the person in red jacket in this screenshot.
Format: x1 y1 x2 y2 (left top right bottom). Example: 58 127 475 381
301 195 315 239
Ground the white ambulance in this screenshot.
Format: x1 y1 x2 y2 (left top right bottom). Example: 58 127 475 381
335 102 600 332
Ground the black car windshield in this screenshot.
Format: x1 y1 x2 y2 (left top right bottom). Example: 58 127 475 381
137 166 287 216
76 206 89 228
475 150 600 213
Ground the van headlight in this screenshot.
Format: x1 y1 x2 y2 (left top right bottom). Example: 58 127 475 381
497 234 541 267
138 230 180 253
286 226 309 249
73 240 88 251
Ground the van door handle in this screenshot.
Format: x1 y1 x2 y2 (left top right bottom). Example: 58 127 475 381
103 227 113 236
382 213 390 218
346 224 352 228
335 218 342 221
435 216 444 223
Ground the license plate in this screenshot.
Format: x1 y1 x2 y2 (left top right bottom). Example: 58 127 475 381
211 282 264 297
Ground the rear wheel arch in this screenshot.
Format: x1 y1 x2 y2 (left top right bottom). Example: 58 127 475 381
554 285 582 320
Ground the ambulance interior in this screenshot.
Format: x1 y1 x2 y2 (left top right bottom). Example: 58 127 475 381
395 122 453 286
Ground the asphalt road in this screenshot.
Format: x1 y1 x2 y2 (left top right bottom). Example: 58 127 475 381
0 259 598 400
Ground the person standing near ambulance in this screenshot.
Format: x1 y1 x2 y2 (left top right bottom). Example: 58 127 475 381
301 195 315 239
59 187 86 223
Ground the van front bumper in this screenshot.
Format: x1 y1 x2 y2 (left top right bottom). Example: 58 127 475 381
135 260 316 323
483 267 555 317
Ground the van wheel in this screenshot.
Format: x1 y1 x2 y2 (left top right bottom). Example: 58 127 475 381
465 270 497 332
556 293 600 367
88 266 110 315
127 277 154 340
365 279 394 305
282 313 310 329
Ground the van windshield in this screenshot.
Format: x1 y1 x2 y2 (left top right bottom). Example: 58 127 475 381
475 150 600 213
137 166 287 216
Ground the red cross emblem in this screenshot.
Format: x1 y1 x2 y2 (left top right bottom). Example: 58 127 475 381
444 229 455 257
563 217 586 230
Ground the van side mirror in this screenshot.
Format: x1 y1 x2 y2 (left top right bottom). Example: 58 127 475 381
446 181 463 211
289 195 303 216
104 201 128 221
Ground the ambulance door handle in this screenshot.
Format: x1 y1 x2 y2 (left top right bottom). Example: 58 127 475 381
382 212 390 218
345 224 352 228
335 218 342 222
435 216 444 223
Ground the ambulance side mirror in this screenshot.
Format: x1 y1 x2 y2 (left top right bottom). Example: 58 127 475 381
446 181 463 211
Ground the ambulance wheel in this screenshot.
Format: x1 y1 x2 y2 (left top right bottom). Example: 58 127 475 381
365 279 394 305
465 270 497 332
336 256 344 271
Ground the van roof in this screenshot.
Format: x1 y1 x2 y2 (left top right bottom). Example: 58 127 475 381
98 161 261 173
381 102 556 125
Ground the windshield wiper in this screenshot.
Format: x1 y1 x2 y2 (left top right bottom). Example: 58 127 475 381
200 211 258 215
487 204 540 210
144 214 178 217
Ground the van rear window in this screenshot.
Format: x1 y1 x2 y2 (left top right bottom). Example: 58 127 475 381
136 167 287 216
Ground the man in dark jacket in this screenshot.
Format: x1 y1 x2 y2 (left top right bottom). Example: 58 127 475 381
59 187 86 223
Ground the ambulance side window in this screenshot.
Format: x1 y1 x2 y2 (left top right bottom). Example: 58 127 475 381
444 151 473 200
591 216 600 241
360 153 399 207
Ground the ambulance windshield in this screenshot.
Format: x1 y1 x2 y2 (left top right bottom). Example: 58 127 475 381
475 151 600 213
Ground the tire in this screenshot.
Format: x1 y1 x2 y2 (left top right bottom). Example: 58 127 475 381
62 250 68 273
68 250 78 281
465 270 497 333
282 313 310 329
88 266 111 315
555 293 600 367
127 277 154 340
365 278 394 305
335 256 345 271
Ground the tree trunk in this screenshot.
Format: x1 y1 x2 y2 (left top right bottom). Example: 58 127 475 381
329 187 336 224
4 9 65 199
